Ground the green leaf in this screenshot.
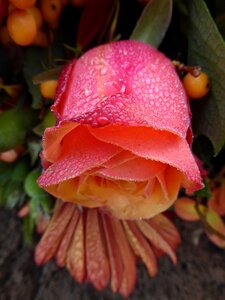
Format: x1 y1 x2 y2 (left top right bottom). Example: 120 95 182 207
188 0 225 154
130 0 172 47
28 140 42 165
23 47 48 109
24 169 48 199
23 214 35 245
0 108 38 151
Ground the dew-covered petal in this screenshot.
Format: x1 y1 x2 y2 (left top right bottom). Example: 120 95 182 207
89 125 202 192
53 41 190 138
38 125 120 187
98 157 165 181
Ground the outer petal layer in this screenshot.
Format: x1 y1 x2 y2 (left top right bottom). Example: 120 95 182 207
53 41 190 138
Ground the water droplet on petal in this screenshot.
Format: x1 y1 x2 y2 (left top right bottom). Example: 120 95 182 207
97 116 110 126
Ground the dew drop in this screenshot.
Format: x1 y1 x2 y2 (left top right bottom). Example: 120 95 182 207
97 116 110 125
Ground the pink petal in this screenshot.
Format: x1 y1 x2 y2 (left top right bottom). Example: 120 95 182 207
89 125 202 192
53 41 190 138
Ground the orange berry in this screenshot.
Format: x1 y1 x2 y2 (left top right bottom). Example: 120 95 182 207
9 0 36 10
27 6 43 29
183 72 210 99
40 0 62 24
7 9 37 46
40 80 58 99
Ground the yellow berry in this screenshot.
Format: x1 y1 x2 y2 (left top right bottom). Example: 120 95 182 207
40 80 58 99
183 72 209 99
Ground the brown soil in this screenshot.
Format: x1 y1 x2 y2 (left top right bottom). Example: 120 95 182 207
1 208 225 300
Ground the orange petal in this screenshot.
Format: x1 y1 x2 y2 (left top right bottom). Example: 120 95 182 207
43 121 77 163
89 125 202 193
38 125 120 187
98 157 165 181
56 207 80 267
124 220 158 277
101 213 123 293
66 211 86 283
136 219 177 264
35 203 75 265
86 209 110 290
110 217 136 297
174 197 201 221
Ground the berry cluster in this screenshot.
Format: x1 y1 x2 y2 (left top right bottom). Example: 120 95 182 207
0 0 86 47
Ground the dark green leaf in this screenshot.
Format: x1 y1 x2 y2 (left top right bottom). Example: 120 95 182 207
23 47 48 109
130 0 172 47
188 0 225 154
0 108 38 151
23 214 35 245
195 178 211 199
28 141 42 165
24 169 49 199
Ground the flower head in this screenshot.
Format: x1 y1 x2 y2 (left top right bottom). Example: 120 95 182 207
38 40 202 219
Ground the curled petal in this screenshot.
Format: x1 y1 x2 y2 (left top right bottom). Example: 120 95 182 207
89 126 202 193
